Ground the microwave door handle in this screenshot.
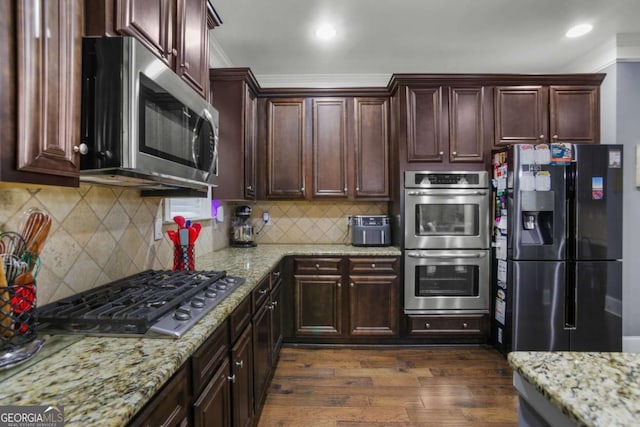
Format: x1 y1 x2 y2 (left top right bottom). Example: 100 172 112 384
406 252 486 259
406 190 487 196
201 108 218 177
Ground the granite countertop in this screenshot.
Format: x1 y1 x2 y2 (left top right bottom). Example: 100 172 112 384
0 244 400 427
509 351 640 427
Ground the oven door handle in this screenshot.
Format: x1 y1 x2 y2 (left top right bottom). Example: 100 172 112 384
406 251 487 259
406 190 487 196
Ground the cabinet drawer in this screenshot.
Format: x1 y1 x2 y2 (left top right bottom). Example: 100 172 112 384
191 321 229 396
252 275 271 311
229 295 252 343
294 257 342 274
408 314 487 336
349 257 398 274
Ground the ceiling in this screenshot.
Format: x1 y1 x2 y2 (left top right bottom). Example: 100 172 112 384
209 0 640 87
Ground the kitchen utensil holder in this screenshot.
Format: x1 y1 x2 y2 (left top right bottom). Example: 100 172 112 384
173 244 194 271
0 265 38 351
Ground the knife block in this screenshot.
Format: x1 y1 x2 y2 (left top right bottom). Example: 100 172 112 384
173 244 194 271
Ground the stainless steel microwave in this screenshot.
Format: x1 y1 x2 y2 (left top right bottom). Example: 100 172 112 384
79 37 218 193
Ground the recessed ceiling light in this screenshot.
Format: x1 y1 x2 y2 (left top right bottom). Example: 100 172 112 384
315 24 336 40
566 23 593 38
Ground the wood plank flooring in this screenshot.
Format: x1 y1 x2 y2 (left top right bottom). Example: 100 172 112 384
257 346 519 427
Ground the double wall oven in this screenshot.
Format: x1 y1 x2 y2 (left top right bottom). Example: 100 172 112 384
404 171 490 313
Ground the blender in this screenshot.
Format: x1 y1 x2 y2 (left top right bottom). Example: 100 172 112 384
230 205 256 247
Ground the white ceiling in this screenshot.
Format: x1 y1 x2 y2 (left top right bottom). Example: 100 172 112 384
209 0 640 87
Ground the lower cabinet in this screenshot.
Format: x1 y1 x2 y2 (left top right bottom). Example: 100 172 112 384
406 314 489 341
193 359 232 427
252 287 272 412
231 325 254 427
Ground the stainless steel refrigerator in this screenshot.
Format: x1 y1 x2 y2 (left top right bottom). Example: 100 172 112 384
492 143 623 354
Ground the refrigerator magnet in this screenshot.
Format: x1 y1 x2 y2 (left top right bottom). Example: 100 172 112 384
608 150 621 168
592 177 604 200
551 143 572 164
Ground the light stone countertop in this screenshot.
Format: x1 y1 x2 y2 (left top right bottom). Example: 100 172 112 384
509 351 640 427
0 244 400 427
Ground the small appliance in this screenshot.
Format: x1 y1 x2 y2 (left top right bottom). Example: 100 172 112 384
231 205 256 248
351 215 392 247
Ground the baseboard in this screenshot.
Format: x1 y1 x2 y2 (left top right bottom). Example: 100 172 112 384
623 336 640 353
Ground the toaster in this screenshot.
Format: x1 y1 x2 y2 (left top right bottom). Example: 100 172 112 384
351 215 392 247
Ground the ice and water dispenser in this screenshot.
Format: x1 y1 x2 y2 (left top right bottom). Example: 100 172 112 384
520 191 555 245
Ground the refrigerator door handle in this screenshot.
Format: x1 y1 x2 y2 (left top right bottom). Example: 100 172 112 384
564 263 577 330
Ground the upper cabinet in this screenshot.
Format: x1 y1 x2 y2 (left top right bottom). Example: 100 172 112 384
402 84 492 166
260 94 390 201
0 0 82 187
494 84 600 146
86 0 215 97
210 68 260 201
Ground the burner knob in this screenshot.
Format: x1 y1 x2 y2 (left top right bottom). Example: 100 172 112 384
191 297 205 308
205 289 218 298
217 282 228 290
174 307 192 321
226 277 237 283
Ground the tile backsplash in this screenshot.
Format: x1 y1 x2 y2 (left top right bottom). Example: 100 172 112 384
0 185 230 306
242 201 388 244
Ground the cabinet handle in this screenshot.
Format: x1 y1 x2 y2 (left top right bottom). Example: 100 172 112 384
462 323 469 329
439 151 444 156
235 360 244 368
539 134 545 139
228 374 236 383
73 144 89 155
552 135 559 140
425 322 431 329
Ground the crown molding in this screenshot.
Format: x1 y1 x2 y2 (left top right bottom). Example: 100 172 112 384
559 33 640 73
254 73 391 88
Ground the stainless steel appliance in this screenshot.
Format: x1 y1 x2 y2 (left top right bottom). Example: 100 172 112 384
79 37 219 193
231 205 256 248
492 144 623 354
36 270 244 338
404 171 490 313
351 215 391 247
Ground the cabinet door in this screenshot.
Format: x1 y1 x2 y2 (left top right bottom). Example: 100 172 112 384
406 86 444 162
244 86 257 199
348 275 399 336
193 358 232 427
14 0 81 179
252 302 272 412
266 99 306 199
116 0 173 67
231 325 254 427
270 280 283 357
550 86 599 144
354 97 390 198
130 364 191 427
449 87 486 163
293 275 343 337
494 86 548 146
175 0 208 96
312 98 348 198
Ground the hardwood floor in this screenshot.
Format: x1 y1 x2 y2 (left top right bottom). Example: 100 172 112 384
257 346 519 426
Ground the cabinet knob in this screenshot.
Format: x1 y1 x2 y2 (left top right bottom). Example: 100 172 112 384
273 271 280 278
462 322 469 329
228 374 236 383
182 62 190 70
425 322 431 329
315 264 320 269
272 300 278 307
439 151 444 156
371 263 376 268
356 187 360 191
344 187 347 192
259 288 268 295
172 48 178 56
350 282 354 288
552 135 559 140
337 282 342 288
539 134 545 139
235 360 244 368
268 302 275 310
452 151 457 156
247 185 253 191
73 143 88 155
301 186 305 192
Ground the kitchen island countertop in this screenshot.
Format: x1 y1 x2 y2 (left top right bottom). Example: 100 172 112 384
0 244 400 427
508 351 640 427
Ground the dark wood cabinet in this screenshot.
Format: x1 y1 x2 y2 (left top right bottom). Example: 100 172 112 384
252 295 272 412
404 85 490 165
210 68 260 200
494 85 600 146
354 97 390 198
86 0 212 97
312 98 349 198
193 358 232 427
128 363 192 427
270 270 284 357
0 0 82 187
407 314 489 339
231 325 254 427
291 256 400 342
265 98 307 199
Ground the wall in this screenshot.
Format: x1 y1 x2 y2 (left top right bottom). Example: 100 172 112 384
0 185 231 306
600 61 640 351
237 201 388 244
